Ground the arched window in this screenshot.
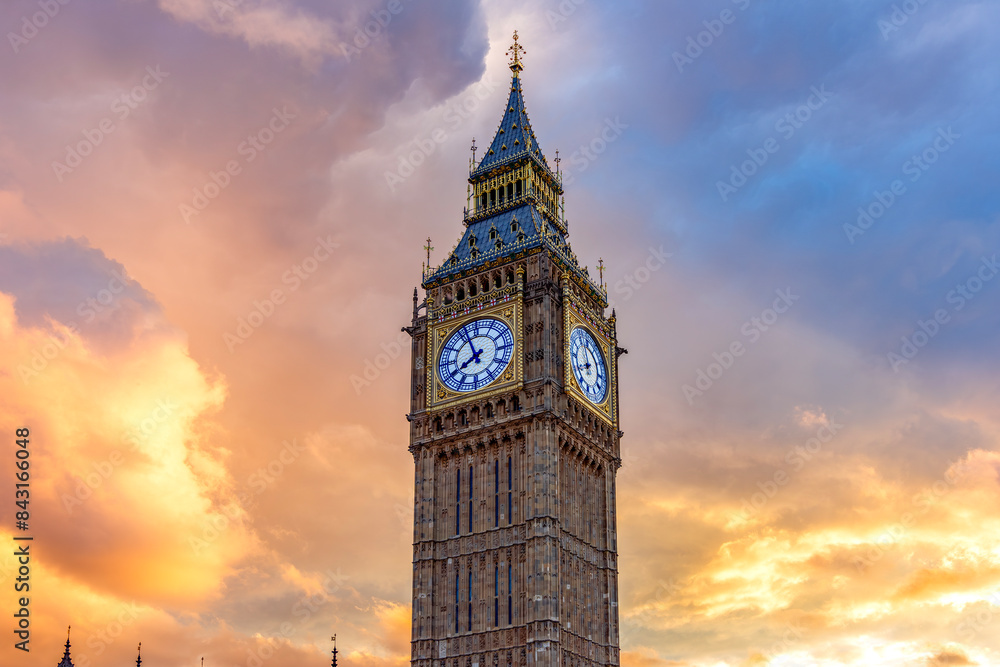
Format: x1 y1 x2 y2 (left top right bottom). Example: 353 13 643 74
494 565 500 627
469 282 478 297
486 403 494 418
457 286 465 301
468 465 473 533
512 395 521 412
494 459 500 528
507 183 514 200
455 570 460 632
494 274 501 289
467 570 473 631
456 468 461 535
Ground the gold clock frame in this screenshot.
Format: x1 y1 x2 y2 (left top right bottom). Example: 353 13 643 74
426 292 524 410
563 285 617 426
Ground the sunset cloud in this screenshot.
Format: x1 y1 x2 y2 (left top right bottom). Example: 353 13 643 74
1 0 999 665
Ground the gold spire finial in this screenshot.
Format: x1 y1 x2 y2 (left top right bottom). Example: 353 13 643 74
507 30 525 72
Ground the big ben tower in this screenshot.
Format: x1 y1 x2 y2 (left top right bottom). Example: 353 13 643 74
405 32 623 667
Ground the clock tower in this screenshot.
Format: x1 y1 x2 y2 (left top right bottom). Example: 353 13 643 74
404 32 623 667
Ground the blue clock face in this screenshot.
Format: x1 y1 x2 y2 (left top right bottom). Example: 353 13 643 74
438 318 515 393
570 327 608 404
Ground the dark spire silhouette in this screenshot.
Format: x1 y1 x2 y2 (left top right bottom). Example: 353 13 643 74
57 626 74 667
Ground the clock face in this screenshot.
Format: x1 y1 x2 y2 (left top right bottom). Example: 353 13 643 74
570 327 608 404
438 318 515 393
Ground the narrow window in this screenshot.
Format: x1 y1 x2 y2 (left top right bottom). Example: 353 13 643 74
456 468 461 535
468 571 473 631
468 465 474 533
455 571 460 633
507 562 513 625
494 459 500 527
494 566 499 627
507 456 512 525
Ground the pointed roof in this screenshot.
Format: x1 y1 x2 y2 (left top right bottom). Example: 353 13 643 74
422 31 606 307
57 627 74 667
470 32 558 184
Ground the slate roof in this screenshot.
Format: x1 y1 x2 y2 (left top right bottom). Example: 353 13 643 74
470 73 558 184
426 204 566 284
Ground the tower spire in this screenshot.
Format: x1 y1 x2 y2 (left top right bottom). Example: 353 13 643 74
57 626 75 667
506 30 525 74
136 642 142 667
331 634 338 667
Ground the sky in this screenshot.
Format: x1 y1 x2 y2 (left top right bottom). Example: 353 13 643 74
1 0 999 666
